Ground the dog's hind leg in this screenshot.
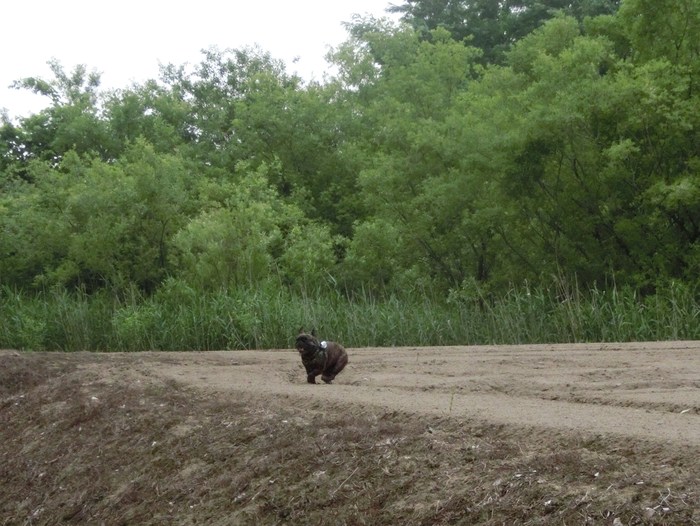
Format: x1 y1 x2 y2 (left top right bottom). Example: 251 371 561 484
334 354 349 375
322 354 348 383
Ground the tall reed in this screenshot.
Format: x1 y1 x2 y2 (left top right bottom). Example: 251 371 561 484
1 280 697 352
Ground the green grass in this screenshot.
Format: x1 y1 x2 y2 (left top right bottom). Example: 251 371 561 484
1 280 698 351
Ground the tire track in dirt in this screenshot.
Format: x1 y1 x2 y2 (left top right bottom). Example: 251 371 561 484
139 341 700 446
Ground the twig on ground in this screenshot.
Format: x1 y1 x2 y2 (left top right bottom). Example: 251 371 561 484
314 438 327 460
331 466 359 497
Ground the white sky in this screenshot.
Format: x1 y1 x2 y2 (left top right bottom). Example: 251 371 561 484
1 0 398 119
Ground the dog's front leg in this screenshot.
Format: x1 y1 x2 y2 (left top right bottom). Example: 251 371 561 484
307 371 319 384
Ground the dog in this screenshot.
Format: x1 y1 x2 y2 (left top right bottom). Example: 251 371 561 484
295 328 348 384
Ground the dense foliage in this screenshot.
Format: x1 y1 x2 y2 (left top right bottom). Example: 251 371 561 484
2 0 699 349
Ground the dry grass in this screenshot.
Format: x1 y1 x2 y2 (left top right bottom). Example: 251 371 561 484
1 352 698 525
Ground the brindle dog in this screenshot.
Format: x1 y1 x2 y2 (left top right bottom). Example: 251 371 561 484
295 328 348 384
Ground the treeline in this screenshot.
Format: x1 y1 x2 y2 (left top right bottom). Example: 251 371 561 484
1 0 699 349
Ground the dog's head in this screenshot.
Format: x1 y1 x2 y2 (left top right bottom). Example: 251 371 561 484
295 328 321 354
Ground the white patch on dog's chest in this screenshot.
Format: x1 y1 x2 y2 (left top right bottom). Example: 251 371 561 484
320 341 328 349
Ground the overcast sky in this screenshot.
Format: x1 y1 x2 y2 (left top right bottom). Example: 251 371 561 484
1 0 398 119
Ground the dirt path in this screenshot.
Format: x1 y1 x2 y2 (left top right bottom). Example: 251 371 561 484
126 340 700 446
4 342 700 524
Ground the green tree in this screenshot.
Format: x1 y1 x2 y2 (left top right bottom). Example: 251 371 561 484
150 47 363 237
390 0 620 63
104 80 191 154
333 23 491 291
2 60 114 169
0 160 70 287
618 0 700 67
0 142 193 293
490 10 700 287
337 6 699 294
171 161 339 291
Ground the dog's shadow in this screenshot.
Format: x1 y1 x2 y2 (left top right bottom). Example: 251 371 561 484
284 364 361 386
284 364 365 386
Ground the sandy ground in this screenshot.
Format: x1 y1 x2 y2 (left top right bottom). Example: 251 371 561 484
3 341 700 524
104 340 700 446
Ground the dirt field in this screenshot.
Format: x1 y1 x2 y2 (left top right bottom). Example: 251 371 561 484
2 341 699 525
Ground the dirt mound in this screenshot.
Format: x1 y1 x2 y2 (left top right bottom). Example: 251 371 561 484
1 343 699 524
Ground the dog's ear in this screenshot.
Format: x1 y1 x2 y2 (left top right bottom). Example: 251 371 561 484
298 326 304 335
311 328 316 337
